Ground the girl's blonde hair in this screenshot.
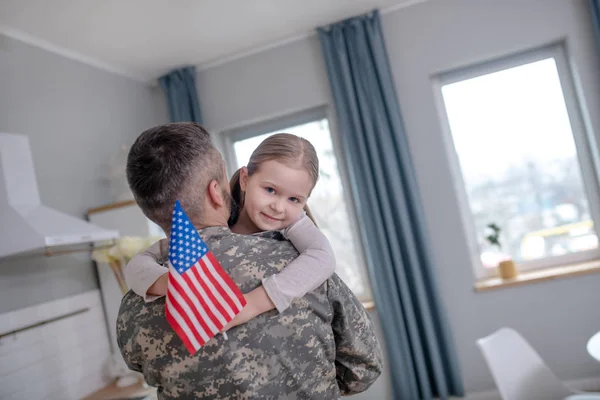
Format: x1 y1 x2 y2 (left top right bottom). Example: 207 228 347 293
229 133 319 225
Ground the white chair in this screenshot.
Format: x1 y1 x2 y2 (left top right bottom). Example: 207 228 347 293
587 331 600 362
477 328 600 400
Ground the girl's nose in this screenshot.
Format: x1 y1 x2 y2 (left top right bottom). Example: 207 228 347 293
270 198 285 213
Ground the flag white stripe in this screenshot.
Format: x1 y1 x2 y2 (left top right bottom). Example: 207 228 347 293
197 258 236 318
170 264 220 334
203 256 244 311
166 295 201 350
186 267 228 326
168 283 213 343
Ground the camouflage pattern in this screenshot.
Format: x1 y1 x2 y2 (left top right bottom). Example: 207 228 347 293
117 226 383 399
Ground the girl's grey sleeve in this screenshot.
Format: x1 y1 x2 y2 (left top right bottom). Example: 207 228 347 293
262 214 336 313
124 240 168 303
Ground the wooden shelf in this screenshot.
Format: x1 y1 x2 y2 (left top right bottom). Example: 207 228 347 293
87 199 137 216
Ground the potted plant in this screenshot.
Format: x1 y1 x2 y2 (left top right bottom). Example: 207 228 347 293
485 223 518 279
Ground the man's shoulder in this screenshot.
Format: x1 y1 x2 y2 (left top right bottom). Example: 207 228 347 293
325 273 365 310
117 290 159 325
202 228 298 261
119 289 146 311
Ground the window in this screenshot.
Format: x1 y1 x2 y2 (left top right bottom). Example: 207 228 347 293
435 44 600 278
221 109 371 300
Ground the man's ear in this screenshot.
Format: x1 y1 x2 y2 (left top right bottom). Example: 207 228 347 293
240 167 249 191
207 179 225 207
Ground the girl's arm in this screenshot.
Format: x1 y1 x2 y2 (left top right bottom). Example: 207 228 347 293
124 239 169 303
264 213 336 312
224 214 336 331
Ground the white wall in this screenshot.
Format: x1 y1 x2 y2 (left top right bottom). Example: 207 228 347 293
198 36 331 133
0 35 162 313
196 0 600 395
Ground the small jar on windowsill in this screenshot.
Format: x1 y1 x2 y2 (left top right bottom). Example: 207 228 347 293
498 259 518 280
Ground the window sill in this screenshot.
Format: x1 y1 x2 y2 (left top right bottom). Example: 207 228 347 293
474 259 600 292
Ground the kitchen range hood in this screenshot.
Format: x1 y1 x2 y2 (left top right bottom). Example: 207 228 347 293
0 133 119 259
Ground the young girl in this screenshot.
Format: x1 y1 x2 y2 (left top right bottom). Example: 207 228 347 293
124 133 336 330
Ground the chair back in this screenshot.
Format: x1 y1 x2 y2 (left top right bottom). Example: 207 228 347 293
477 328 572 400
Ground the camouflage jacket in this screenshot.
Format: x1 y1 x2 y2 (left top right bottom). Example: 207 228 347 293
117 226 383 399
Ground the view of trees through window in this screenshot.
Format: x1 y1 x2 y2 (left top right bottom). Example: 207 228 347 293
441 57 598 269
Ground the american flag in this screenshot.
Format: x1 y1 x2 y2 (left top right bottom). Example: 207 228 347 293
166 200 246 354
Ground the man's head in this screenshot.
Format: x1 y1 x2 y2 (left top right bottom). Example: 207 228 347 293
126 122 232 232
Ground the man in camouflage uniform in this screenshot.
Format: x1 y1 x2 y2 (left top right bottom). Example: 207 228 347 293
117 122 383 399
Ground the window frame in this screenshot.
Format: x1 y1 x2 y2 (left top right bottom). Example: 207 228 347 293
218 106 373 301
432 43 600 280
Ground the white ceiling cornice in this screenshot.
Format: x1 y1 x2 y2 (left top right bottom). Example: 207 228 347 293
0 25 147 82
1 0 428 84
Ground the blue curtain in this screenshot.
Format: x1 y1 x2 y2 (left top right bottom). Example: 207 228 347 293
591 0 600 53
159 66 202 123
318 10 464 400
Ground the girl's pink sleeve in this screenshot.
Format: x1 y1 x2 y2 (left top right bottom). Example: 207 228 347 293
124 240 168 303
262 214 336 313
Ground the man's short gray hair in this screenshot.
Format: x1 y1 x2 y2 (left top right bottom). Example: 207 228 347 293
126 122 223 230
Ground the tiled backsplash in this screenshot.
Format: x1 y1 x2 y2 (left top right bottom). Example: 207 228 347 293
0 290 111 400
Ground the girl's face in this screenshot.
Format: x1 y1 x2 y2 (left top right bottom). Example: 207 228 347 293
240 160 314 231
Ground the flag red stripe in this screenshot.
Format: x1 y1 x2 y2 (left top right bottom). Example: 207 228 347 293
189 266 228 328
168 273 215 339
198 256 238 314
166 303 201 353
207 252 247 308
181 265 223 330
166 288 206 346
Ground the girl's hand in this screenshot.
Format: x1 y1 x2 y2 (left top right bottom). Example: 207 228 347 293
147 273 168 296
221 286 275 331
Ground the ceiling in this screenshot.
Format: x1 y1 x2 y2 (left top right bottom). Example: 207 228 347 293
0 0 423 82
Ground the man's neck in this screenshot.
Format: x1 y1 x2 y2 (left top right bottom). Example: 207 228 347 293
191 217 228 231
231 210 260 235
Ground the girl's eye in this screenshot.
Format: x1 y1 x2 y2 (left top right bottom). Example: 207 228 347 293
265 187 275 194
289 197 299 204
